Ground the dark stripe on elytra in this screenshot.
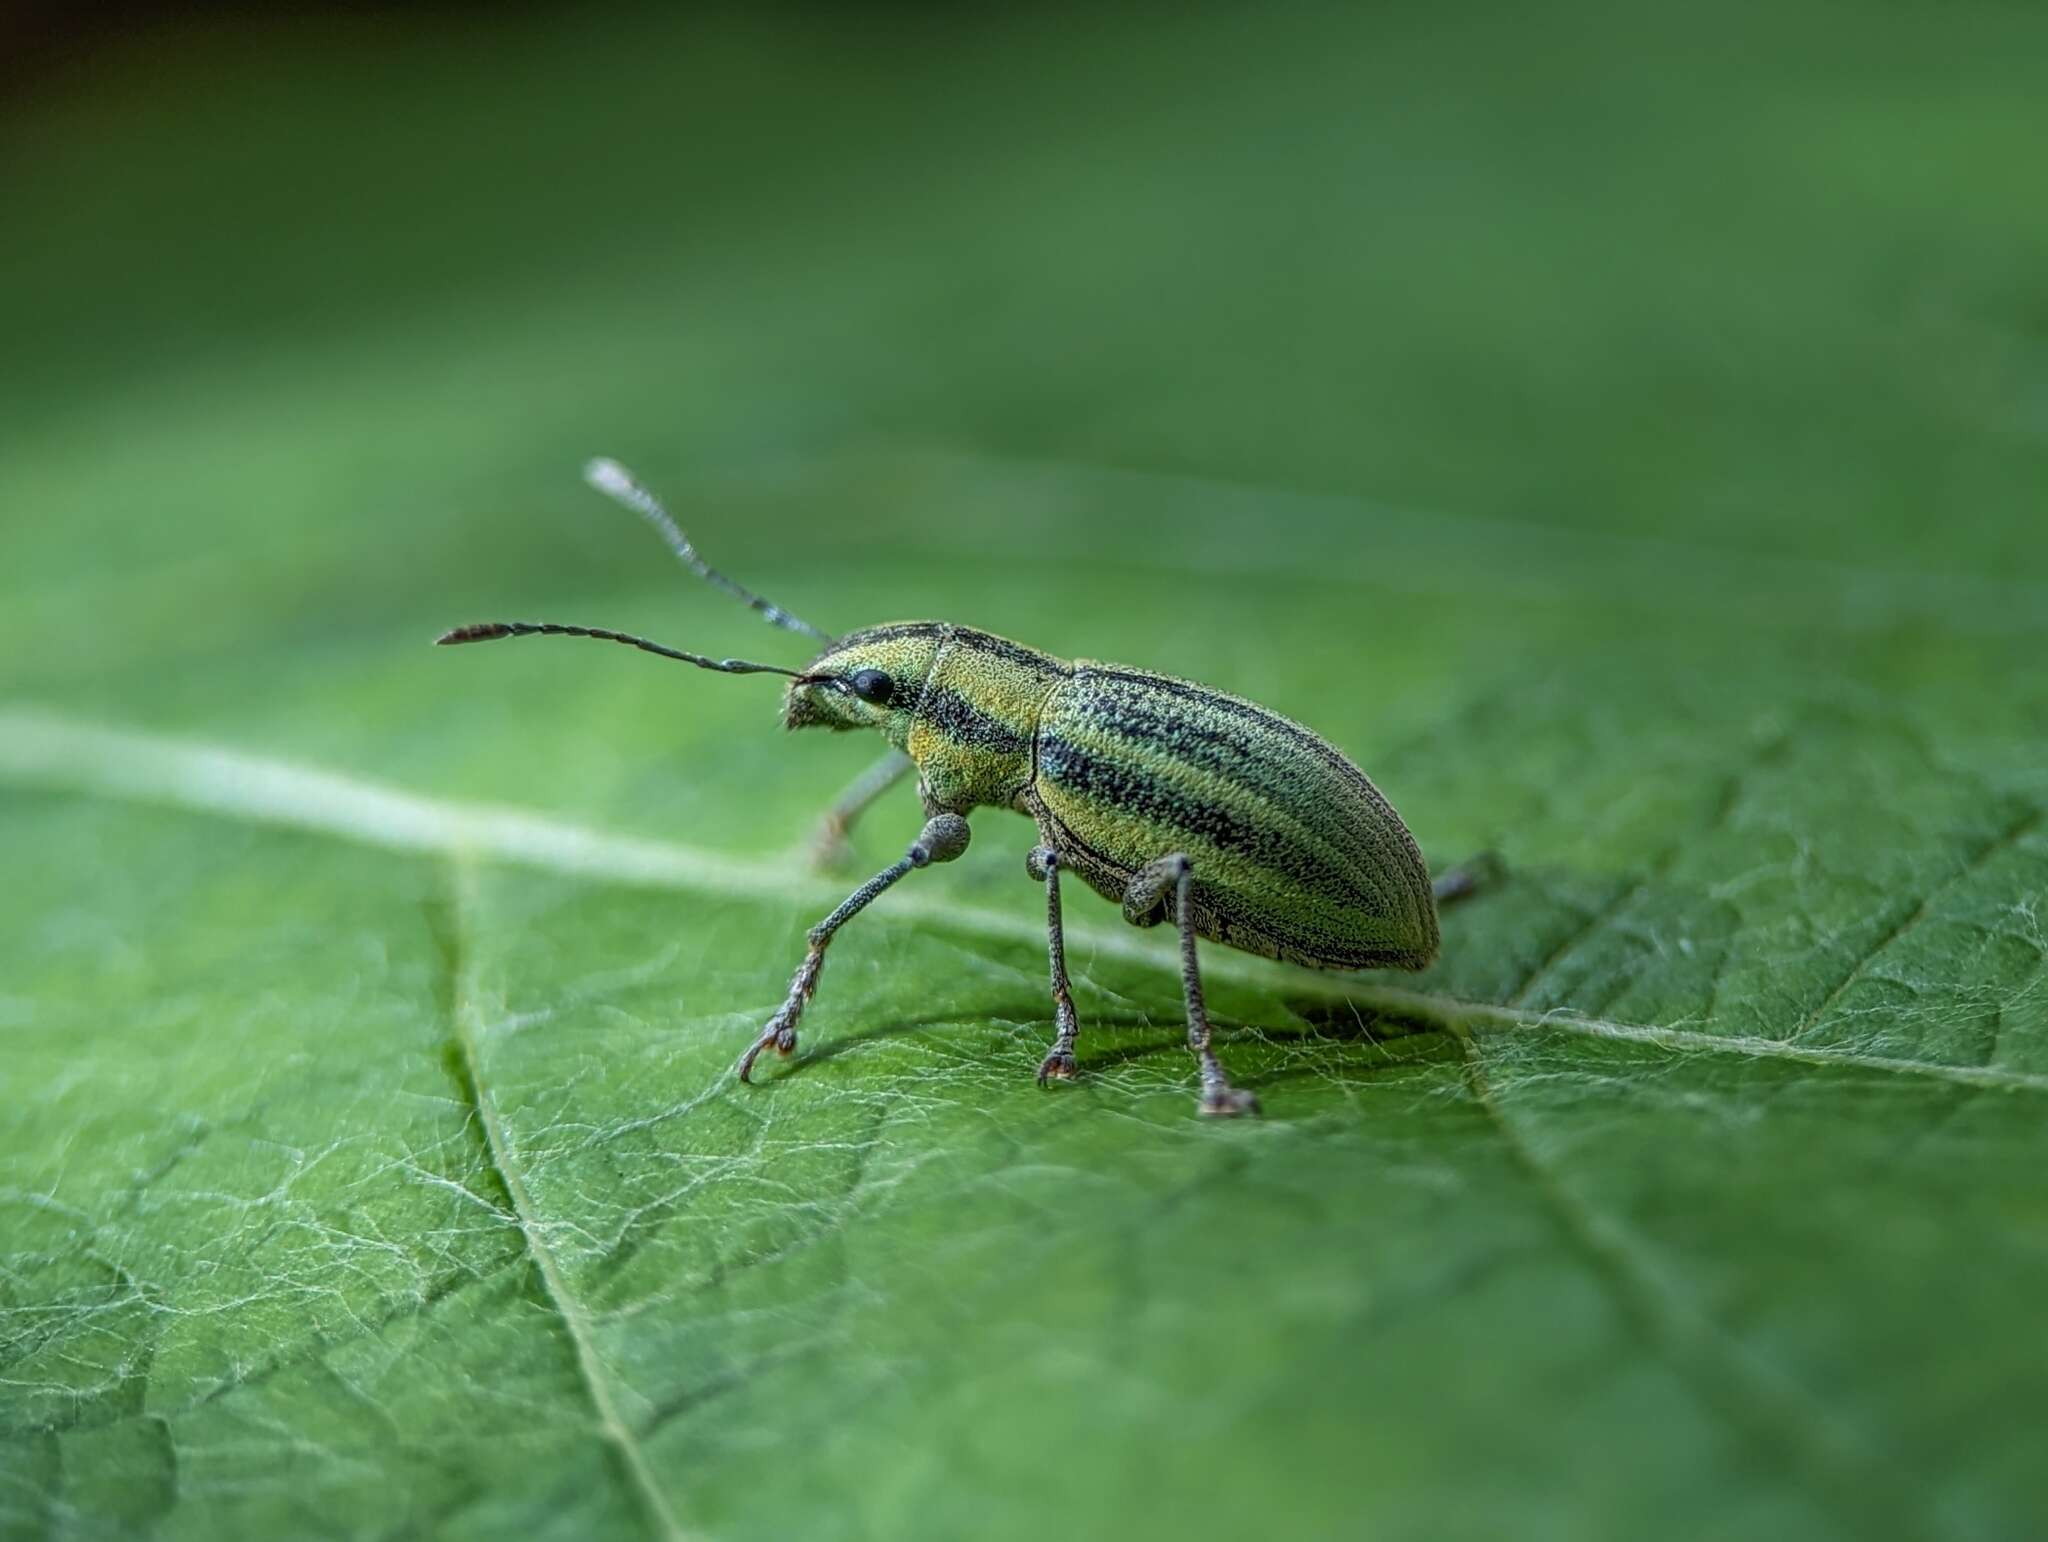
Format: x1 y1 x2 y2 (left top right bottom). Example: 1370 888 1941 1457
1038 734 1392 914
1057 695 1411 893
1065 691 1351 812
1064 677 1421 881
921 687 1032 756
1030 795 1359 965
1078 666 1391 811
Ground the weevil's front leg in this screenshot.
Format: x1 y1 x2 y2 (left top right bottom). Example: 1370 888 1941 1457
1123 854 1259 1118
809 749 915 870
1027 845 1082 1084
739 812 972 1082
1430 849 1503 908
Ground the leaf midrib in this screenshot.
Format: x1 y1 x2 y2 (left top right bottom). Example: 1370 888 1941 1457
6 703 2045 1098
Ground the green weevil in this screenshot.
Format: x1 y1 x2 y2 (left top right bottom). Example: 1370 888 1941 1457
439 459 1478 1117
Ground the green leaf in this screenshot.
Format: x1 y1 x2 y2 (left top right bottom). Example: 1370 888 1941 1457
5 6 2048 1540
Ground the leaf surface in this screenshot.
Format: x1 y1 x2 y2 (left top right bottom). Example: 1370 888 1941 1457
4 7 2047 1540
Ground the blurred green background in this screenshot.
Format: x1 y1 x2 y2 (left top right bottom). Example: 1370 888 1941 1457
4 4 2047 1540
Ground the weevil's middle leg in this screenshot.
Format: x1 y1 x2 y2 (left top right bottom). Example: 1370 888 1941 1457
809 749 915 870
1122 854 1259 1118
738 812 972 1082
1027 845 1082 1084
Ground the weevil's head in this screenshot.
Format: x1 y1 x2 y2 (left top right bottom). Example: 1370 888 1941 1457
784 623 947 744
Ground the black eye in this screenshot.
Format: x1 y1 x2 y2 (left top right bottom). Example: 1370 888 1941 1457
848 668 894 705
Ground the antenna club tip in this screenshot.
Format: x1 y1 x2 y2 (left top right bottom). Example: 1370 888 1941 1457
583 457 638 497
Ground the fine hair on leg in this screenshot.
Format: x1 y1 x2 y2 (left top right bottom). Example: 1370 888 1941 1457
1028 844 1081 1084
1122 853 1259 1117
738 813 971 1082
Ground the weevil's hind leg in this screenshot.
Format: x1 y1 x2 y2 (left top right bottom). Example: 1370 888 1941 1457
1027 845 1082 1084
809 750 915 870
1431 849 1505 909
739 812 972 1082
1122 854 1259 1118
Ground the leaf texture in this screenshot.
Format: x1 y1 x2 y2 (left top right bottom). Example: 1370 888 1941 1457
5 6 2048 1539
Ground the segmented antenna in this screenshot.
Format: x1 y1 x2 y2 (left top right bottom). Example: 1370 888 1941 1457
583 458 833 643
436 621 806 678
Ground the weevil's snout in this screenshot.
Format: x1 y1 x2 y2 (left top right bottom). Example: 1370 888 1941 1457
782 669 896 732
783 677 849 731
782 625 943 737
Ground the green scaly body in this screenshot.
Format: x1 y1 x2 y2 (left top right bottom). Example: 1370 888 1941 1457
786 622 1439 972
